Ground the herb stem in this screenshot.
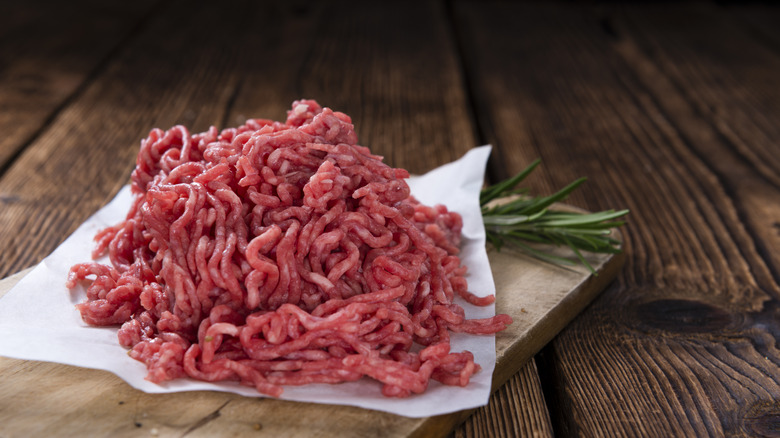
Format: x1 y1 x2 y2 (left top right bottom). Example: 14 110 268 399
481 160 629 273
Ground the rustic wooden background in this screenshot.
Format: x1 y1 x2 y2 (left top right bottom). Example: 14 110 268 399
1 1 779 436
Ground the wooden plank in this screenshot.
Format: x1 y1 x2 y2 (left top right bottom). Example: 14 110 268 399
0 0 158 169
612 2 780 282
454 1 780 436
0 232 620 437
0 0 257 278
604 6 780 434
454 359 554 438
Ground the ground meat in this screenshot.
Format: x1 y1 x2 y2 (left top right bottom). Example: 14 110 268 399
66 100 512 398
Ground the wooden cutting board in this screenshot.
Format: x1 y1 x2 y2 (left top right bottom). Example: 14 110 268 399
0 235 623 437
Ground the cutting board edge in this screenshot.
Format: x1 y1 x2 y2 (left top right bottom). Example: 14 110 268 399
406 248 626 437
491 248 626 386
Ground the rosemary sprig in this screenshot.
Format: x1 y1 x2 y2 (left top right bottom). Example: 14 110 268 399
481 159 629 273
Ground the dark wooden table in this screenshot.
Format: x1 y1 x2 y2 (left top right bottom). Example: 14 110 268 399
2 1 779 436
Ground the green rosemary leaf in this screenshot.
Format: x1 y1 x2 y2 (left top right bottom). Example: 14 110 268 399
537 210 629 227
482 214 533 226
480 158 541 205
503 236 578 267
481 159 628 273
562 234 595 273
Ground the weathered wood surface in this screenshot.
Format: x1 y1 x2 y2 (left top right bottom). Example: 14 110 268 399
1 0 778 436
454 1 780 436
0 0 158 169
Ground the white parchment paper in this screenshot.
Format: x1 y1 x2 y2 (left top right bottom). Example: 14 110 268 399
0 145 495 418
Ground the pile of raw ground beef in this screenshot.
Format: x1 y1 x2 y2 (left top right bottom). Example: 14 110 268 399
67 100 512 397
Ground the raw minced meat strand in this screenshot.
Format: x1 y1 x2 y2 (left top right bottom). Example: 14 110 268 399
66 100 512 398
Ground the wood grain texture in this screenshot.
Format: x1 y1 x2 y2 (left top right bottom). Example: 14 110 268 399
453 359 554 438
454 1 780 436
0 0 254 278
0 0 158 169
0 236 620 437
